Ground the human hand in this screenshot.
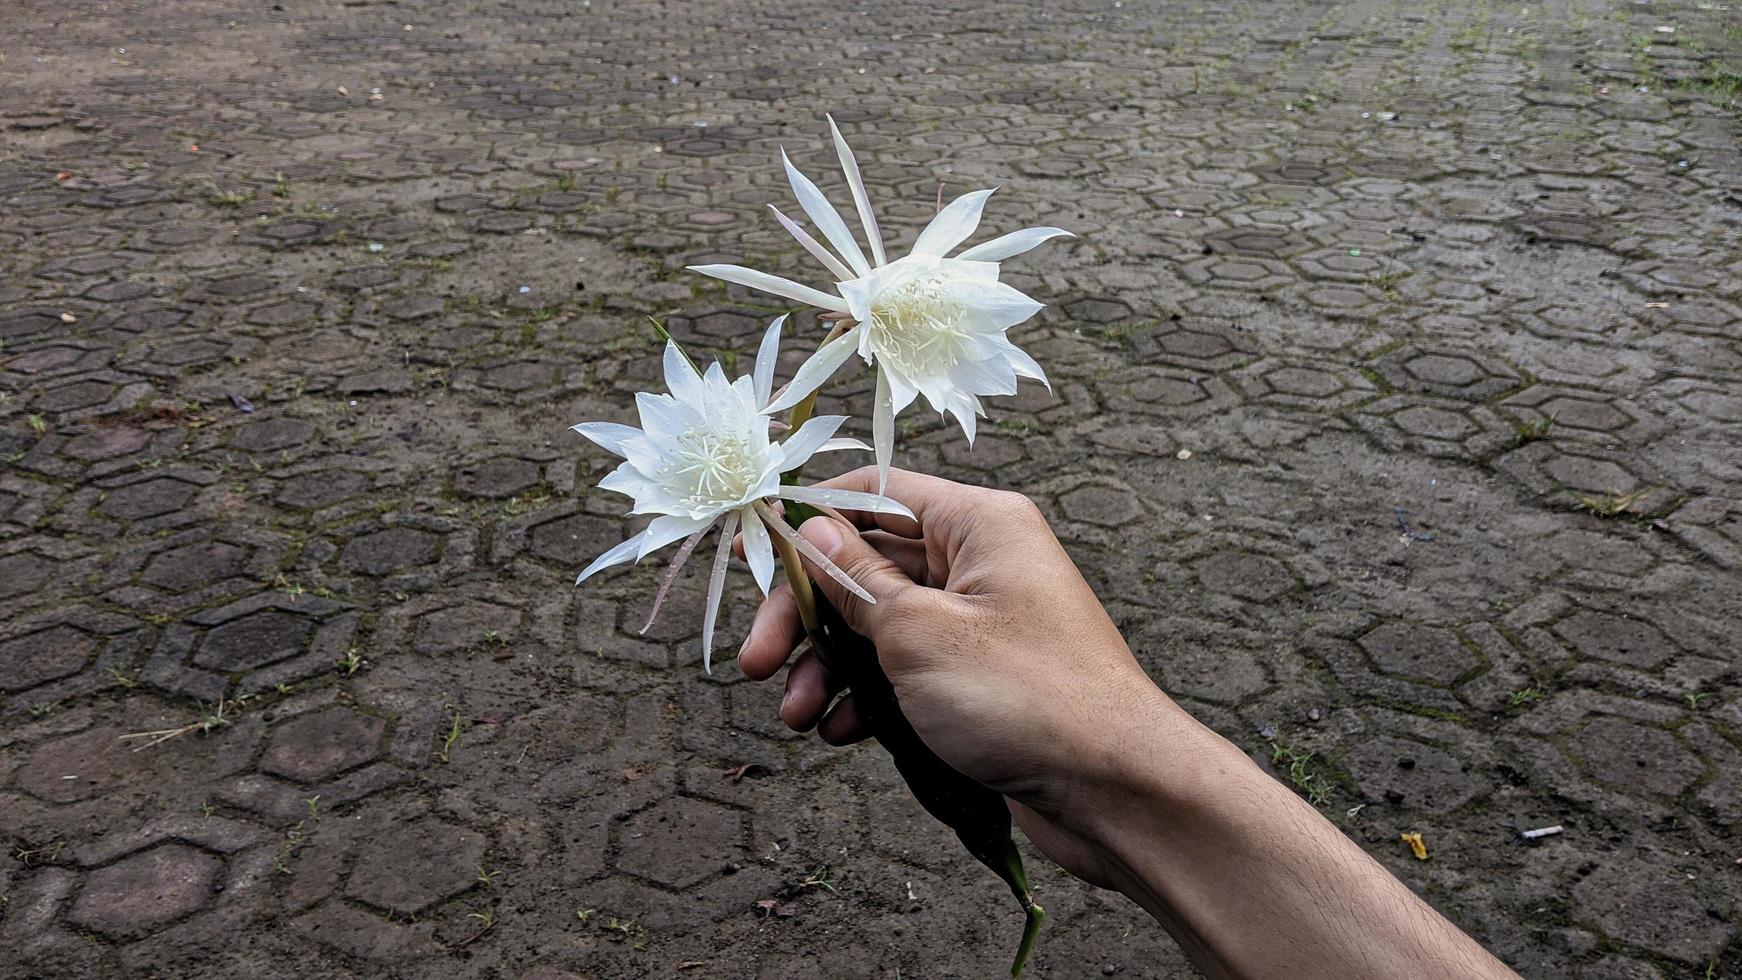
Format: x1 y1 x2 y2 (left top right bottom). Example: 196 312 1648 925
737 466 1196 887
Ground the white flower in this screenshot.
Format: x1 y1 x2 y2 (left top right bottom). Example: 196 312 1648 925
688 117 1072 491
572 317 911 670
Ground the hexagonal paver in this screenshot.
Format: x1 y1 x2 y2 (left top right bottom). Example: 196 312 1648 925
339 528 439 576
193 610 312 671
1553 611 1676 670
229 418 315 452
1570 717 1704 797
0 552 54 599
528 513 622 566
1391 406 1477 440
260 707 386 783
412 601 522 655
1265 366 1345 399
1359 622 1478 685
278 470 370 510
617 796 742 890
346 818 484 915
1342 736 1479 813
0 624 95 691
1059 484 1142 527
1192 552 1296 602
98 479 196 521
454 458 541 499
68 844 223 938
1572 861 1735 964
140 541 247 593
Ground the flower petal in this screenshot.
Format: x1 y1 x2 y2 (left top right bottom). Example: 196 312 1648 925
638 513 715 560
818 436 872 453
873 368 896 496
999 338 1051 390
640 528 709 634
956 226 1074 262
763 326 863 415
753 315 785 409
770 206 855 281
664 341 704 403
741 507 776 596
688 263 848 314
778 414 848 471
911 188 996 258
779 484 914 520
759 506 876 605
575 529 648 586
570 421 641 457
956 280 1045 329
781 148 871 277
827 115 887 267
699 510 739 672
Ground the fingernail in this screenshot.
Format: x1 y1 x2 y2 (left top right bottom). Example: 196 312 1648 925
799 516 843 555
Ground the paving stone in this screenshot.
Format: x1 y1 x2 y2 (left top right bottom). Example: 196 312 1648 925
67 844 222 938
259 707 386 783
0 625 95 692
1359 622 1478 685
1553 611 1676 670
453 457 541 499
1569 717 1705 797
339 527 439 576
345 818 484 915
140 541 247 593
1192 552 1296 602
193 610 312 671
98 479 196 521
617 796 743 890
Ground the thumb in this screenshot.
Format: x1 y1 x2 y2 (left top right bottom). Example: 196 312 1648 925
797 515 913 638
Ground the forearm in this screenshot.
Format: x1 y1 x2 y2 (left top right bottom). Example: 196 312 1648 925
1077 695 1516 980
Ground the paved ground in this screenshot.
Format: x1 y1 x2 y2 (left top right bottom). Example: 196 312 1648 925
2 0 1740 976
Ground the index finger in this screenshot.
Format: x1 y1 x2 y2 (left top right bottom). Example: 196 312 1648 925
811 465 971 538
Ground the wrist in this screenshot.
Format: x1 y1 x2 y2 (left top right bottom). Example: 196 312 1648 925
1062 682 1262 890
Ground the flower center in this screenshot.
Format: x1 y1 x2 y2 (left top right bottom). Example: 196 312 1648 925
866 272 971 376
666 428 764 509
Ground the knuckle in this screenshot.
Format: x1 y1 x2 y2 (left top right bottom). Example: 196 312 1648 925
989 489 1044 524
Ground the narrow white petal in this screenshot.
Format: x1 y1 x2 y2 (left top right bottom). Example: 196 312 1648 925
956 280 1045 329
763 326 863 414
752 315 785 409
827 115 887 267
779 485 914 520
570 421 641 457
818 436 872 453
700 511 738 672
781 148 871 277
770 206 856 281
634 391 690 442
1002 341 1051 390
911 188 996 258
664 341 704 403
778 414 848 471
688 263 848 314
640 528 709 634
638 514 715 560
759 505 876 605
954 396 983 446
575 530 648 586
741 507 776 596
873 369 896 496
956 226 1075 262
